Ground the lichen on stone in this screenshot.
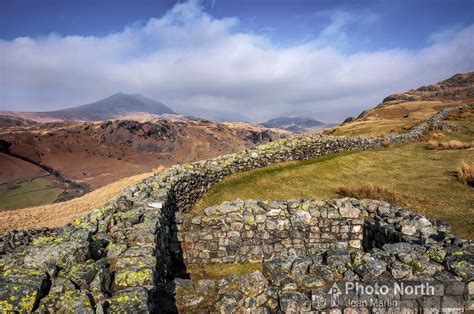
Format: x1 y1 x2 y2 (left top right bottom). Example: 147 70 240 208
114 267 154 289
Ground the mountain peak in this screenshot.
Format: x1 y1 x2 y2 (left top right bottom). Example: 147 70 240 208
109 92 143 98
37 93 175 121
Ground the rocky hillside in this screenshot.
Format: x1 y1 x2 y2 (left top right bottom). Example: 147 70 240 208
365 72 473 117
0 115 37 127
261 116 334 134
330 72 474 136
0 116 289 207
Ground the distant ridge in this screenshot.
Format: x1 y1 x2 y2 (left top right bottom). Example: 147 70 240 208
261 116 332 134
1 93 175 122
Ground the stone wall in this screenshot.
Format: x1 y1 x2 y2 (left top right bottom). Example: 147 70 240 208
180 199 364 265
0 106 469 313
169 198 473 313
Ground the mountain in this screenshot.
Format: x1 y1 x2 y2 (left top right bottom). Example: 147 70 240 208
0 116 289 208
328 72 474 136
1 93 176 122
261 116 333 134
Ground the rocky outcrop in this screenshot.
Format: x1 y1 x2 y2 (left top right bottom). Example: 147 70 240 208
0 107 470 312
345 73 474 125
0 227 60 255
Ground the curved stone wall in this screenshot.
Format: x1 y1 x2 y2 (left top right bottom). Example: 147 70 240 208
171 198 473 313
180 199 365 265
1 106 471 313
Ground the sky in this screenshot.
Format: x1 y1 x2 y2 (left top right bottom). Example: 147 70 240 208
0 0 473 122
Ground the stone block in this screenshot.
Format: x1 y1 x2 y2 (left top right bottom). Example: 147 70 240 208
339 206 361 218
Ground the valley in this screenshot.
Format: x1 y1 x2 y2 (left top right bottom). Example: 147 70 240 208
0 95 289 211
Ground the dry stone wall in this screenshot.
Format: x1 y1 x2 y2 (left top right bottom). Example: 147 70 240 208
169 198 473 313
0 106 470 313
180 199 364 265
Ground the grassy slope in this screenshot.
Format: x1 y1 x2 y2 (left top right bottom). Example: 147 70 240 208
0 178 64 210
0 171 154 231
194 128 474 239
331 100 457 136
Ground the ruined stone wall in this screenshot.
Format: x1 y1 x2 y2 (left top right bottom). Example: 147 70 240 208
171 198 473 313
180 200 364 265
0 107 464 312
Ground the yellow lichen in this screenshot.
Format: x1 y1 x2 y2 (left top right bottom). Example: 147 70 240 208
0 300 14 311
25 268 44 276
33 236 64 247
20 290 37 311
4 266 44 277
114 268 153 287
115 295 130 303
244 215 256 224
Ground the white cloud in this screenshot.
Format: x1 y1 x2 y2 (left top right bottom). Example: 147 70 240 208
0 0 473 122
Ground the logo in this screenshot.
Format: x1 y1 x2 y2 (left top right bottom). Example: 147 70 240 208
328 282 342 307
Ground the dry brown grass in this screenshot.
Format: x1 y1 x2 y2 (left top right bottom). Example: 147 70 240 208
331 100 460 136
0 171 155 232
422 132 443 141
152 165 166 174
187 262 262 280
426 139 473 150
457 161 474 187
446 105 474 120
337 182 404 205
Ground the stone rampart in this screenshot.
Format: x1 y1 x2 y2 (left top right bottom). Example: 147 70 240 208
1 107 471 313
180 199 365 265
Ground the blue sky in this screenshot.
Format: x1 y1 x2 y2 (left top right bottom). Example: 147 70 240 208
0 0 473 121
1 0 473 50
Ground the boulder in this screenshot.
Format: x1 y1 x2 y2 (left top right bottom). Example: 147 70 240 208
215 291 244 313
59 259 104 289
38 289 94 313
241 271 267 297
24 236 89 275
0 270 47 312
113 267 154 291
279 291 311 312
389 261 412 279
107 287 151 313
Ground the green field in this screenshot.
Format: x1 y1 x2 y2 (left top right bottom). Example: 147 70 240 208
193 141 474 239
0 178 65 210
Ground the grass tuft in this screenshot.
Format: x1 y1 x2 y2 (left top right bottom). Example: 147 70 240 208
457 161 474 187
187 262 262 280
426 140 473 150
337 182 403 204
422 132 442 141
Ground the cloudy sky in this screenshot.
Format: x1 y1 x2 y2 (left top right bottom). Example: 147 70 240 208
0 0 473 122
